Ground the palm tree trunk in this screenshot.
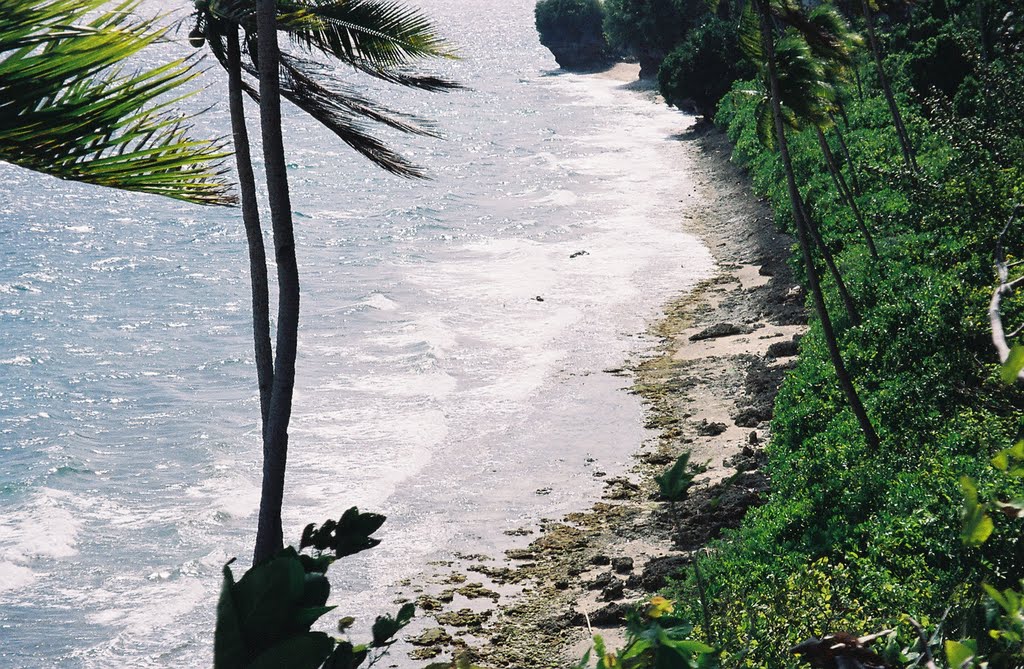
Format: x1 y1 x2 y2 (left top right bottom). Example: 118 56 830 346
758 0 880 451
227 25 274 435
861 0 917 172
254 0 301 565
815 127 878 259
800 196 861 325
829 118 862 196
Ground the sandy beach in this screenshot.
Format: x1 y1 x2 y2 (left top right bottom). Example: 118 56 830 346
388 64 809 667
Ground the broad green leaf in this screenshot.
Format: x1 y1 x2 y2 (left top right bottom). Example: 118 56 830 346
944 640 975 668
291 605 337 632
323 640 366 669
1002 345 1024 383
371 602 415 646
299 573 331 608
214 560 246 669
960 477 993 546
232 554 307 645
247 632 334 669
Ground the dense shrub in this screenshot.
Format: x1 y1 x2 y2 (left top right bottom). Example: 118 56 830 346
658 17 753 118
534 0 609 69
602 0 701 76
657 1 1024 665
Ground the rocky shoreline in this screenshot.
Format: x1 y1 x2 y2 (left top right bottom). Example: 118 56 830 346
390 88 807 668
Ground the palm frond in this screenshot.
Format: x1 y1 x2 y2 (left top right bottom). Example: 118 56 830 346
739 2 763 62
805 4 863 67
0 0 234 205
276 0 456 67
204 0 460 90
775 33 836 127
277 56 429 177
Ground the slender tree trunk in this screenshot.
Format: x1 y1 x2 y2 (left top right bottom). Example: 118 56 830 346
816 127 878 259
254 0 301 565
800 196 861 325
861 0 917 172
830 118 862 196
227 25 274 435
835 96 851 130
758 0 880 451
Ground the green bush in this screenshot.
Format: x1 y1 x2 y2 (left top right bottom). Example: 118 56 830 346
602 0 702 74
658 18 754 119
534 0 607 50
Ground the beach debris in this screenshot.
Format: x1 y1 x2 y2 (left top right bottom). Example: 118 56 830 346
601 579 625 601
785 285 806 302
767 338 799 358
612 557 634 574
410 627 452 647
534 295 544 302
791 631 892 669
588 572 615 590
437 609 492 627
696 420 728 436
569 250 589 258
689 322 753 340
590 554 611 566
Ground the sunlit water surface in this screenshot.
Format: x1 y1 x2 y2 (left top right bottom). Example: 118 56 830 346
0 0 713 665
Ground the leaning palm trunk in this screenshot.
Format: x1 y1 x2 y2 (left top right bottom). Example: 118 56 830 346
254 0 301 565
758 0 880 451
861 0 917 172
800 197 861 325
815 127 878 258
829 116 862 196
227 25 275 434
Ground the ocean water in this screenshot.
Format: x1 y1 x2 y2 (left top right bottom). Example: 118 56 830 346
0 1 713 666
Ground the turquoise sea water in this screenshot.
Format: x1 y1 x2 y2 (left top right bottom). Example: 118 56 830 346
0 1 713 665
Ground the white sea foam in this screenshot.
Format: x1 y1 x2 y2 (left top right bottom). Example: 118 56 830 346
0 489 81 561
0 561 37 592
363 293 398 311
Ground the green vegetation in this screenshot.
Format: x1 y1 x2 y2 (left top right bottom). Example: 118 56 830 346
603 0 701 75
215 508 416 669
0 0 232 204
583 0 1024 666
534 0 610 69
658 17 754 118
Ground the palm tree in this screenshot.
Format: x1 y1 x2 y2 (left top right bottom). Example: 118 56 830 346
188 0 457 564
801 5 879 258
859 0 917 172
742 32 861 325
0 0 232 205
744 0 881 450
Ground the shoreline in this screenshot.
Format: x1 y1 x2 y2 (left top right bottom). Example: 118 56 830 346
399 72 806 668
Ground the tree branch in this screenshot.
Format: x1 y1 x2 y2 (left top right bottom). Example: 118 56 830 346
990 205 1024 378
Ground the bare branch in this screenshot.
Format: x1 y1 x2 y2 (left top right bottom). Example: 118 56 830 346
906 617 938 669
990 205 1024 379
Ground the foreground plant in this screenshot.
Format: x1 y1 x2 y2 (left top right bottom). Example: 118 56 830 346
0 0 232 204
215 507 414 669
578 596 717 669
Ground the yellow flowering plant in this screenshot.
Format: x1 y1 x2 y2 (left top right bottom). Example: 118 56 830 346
577 597 717 669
